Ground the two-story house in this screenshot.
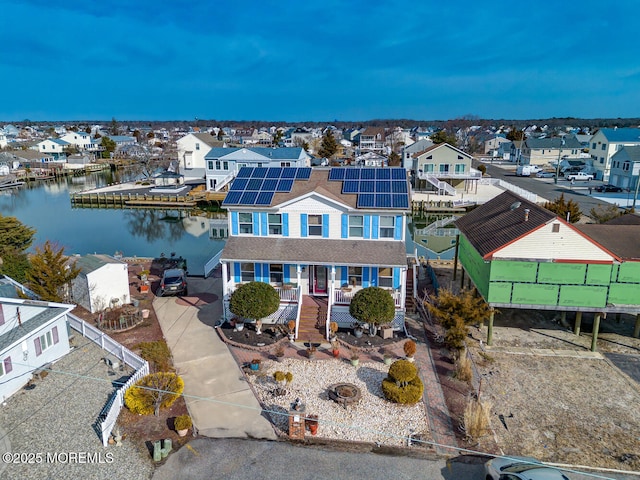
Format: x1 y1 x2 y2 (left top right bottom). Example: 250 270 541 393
34 138 71 161
0 277 74 401
589 128 640 181
60 131 103 153
176 133 225 180
219 166 411 341
520 136 583 167
483 135 510 156
401 139 434 170
204 147 311 192
609 145 640 194
413 143 481 196
357 127 386 153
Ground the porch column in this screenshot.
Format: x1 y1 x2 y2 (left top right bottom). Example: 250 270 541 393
560 311 566 327
221 262 229 323
296 264 302 284
574 311 582 336
633 314 640 339
591 313 602 352
460 268 465 290
400 267 407 310
487 309 495 346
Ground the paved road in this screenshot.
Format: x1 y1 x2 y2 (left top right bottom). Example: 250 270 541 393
152 438 637 480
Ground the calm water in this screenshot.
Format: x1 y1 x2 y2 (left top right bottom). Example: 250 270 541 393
0 171 225 275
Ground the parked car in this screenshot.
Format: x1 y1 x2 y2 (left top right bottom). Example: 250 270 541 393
595 184 623 193
485 457 570 480
565 171 594 181
560 165 585 176
157 268 188 296
516 165 541 177
536 170 555 178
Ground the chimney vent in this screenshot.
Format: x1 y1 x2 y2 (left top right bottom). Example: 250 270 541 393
524 209 530 222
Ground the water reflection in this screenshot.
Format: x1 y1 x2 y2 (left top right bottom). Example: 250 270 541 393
409 213 460 261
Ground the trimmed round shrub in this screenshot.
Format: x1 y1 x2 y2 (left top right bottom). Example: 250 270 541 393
229 281 280 321
382 359 424 405
273 371 285 383
403 339 417 357
174 414 192 430
124 372 184 415
349 287 395 328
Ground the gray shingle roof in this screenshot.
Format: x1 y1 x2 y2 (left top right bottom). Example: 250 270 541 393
524 136 583 149
0 303 68 352
221 236 407 267
574 225 640 260
73 254 123 274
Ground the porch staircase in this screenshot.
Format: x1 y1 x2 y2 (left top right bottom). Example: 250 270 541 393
297 296 327 345
405 268 416 314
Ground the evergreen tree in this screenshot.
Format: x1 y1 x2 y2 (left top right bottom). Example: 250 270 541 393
318 130 338 159
100 136 117 159
543 194 582 223
430 130 457 146
0 214 35 253
26 241 81 302
589 204 624 224
388 151 401 166
506 127 525 141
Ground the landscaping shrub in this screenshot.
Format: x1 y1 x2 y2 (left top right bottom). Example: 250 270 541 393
273 371 285 383
137 340 172 372
403 339 416 357
349 287 395 334
229 282 280 322
382 359 424 405
174 414 192 430
124 372 184 416
462 396 492 441
453 351 472 383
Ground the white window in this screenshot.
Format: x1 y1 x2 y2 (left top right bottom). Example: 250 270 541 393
439 164 450 173
308 215 322 236
239 213 253 234
378 267 393 288
196 143 200 150
348 266 362 287
455 163 465 173
207 161 214 170
349 216 363 237
35 326 58 356
216 160 221 169
270 264 283 283
223 161 229 170
240 263 254 282
379 216 395 238
0 357 12 376
423 163 434 173
268 214 282 235
280 162 291 167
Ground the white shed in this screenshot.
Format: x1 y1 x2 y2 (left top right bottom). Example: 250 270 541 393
71 254 130 313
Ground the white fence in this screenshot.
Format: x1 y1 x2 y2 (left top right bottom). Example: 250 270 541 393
479 178 538 203
203 249 223 278
68 314 149 446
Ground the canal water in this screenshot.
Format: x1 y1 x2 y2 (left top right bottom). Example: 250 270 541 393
0 170 226 275
0 171 459 275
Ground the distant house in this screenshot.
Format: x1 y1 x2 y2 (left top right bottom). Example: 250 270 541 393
483 135 510 155
589 128 640 181
0 132 7 148
60 131 103 153
71 254 131 313
356 127 386 153
35 138 70 160
108 136 137 149
4 149 55 167
520 136 583 167
414 143 481 196
609 145 640 192
204 147 311 192
176 133 225 180
0 278 74 402
355 151 386 167
401 139 434 170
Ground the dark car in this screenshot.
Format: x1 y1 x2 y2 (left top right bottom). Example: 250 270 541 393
157 268 188 296
595 184 623 193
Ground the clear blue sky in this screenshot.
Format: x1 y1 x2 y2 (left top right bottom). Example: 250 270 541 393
2 0 640 122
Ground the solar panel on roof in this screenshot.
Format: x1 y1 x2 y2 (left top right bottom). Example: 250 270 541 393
229 178 249 191
261 179 278 191
360 180 375 193
392 194 409 208
255 191 274 205
276 178 294 192
329 168 346 181
246 178 263 190
345 169 360 180
376 181 391 193
375 193 392 208
392 181 408 193
295 167 311 179
357 194 375 208
343 180 359 193
391 168 406 180
223 191 242 204
360 169 375 179
281 167 297 179
252 168 268 178
239 191 258 204
236 167 253 178
266 168 282 179
376 169 391 180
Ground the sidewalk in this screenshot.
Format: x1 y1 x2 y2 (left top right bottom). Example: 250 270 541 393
153 275 276 440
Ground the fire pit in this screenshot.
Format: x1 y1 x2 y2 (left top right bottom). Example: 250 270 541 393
328 383 362 408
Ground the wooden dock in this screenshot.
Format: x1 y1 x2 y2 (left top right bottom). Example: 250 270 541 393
70 188 228 209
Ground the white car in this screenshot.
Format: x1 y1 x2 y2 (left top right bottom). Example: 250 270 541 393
485 457 570 480
565 171 594 181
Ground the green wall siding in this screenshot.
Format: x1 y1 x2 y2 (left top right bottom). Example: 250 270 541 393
512 284 559 304
491 261 537 282
559 286 608 308
617 262 640 282
488 282 512 303
538 263 586 284
585 264 613 285
608 283 640 306
458 235 490 297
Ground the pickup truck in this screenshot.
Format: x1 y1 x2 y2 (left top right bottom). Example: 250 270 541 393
566 172 594 181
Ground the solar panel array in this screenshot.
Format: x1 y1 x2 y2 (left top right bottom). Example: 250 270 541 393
223 167 312 206
328 167 409 209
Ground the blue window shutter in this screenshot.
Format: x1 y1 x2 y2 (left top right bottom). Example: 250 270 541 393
393 268 401 289
234 263 241 283
231 212 239 236
301 214 308 237
284 264 290 283
3 357 11 374
253 213 259 236
341 266 347 286
264 264 270 282
394 215 403 240
370 267 378 287
363 215 370 239
282 213 289 237
363 267 370 287
371 216 379 239
322 214 329 238
260 212 268 236
341 214 348 238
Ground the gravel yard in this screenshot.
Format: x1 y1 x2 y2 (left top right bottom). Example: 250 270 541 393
0 335 153 480
245 358 430 448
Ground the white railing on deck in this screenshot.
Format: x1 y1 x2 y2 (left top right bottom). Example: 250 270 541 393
204 249 223 278
214 171 237 191
67 314 149 446
479 178 538 203
275 286 299 302
294 286 303 340
333 288 401 308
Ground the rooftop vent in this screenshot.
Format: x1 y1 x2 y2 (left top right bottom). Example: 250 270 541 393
510 201 521 211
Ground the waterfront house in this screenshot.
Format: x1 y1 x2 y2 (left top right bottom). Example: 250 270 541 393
413 143 481 196
34 138 70 160
204 147 311 192
609 145 640 192
356 127 387 153
71 254 131 313
590 128 640 182
219 166 412 340
401 139 434 170
176 132 225 180
0 277 74 402
60 131 103 153
455 191 640 350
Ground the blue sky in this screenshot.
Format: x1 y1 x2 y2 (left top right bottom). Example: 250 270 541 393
1 0 640 122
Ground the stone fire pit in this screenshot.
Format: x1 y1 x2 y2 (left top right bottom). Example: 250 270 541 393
328 383 362 408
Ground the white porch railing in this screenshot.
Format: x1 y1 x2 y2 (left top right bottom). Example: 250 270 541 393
275 286 299 303
214 171 237 191
67 314 149 446
294 286 303 340
204 249 223 278
420 173 456 196
333 288 402 308
414 216 458 235
479 178 538 203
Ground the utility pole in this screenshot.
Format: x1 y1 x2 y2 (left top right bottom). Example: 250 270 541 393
554 136 565 185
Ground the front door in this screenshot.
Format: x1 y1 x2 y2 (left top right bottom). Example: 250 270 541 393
312 266 328 295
